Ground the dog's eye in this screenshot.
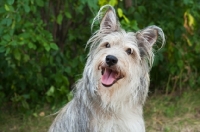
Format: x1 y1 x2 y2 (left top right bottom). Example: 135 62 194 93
126 48 132 55
105 43 110 48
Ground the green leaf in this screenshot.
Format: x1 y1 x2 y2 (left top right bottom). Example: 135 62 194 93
23 54 30 62
11 20 15 29
65 67 71 74
86 0 98 9
2 34 11 41
33 113 38 117
58 85 67 94
117 8 123 17
177 60 184 68
183 0 194 5
13 49 21 61
28 42 36 49
36 0 44 7
67 91 73 101
24 5 30 13
62 76 69 85
5 47 10 55
46 86 55 96
109 0 118 6
138 6 146 13
6 18 12 26
4 4 10 11
44 43 50 51
65 12 72 19
98 0 107 6
22 94 30 99
4 4 14 12
7 0 14 5
50 43 59 50
0 47 5 53
10 40 17 46
16 14 21 22
56 14 63 25
122 15 130 24
22 100 29 109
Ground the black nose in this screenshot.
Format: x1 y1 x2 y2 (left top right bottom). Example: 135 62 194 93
106 55 118 66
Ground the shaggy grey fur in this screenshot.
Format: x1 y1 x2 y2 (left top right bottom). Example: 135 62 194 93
49 5 165 132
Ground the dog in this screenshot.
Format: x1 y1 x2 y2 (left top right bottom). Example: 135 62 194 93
49 5 165 132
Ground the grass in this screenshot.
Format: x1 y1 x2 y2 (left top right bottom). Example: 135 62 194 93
0 106 54 132
144 89 200 132
0 89 200 132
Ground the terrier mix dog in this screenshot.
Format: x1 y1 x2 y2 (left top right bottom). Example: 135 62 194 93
49 5 165 132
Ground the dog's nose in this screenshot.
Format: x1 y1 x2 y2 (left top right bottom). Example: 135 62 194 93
106 55 118 66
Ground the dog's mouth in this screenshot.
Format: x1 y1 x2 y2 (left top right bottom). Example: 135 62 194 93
101 67 123 87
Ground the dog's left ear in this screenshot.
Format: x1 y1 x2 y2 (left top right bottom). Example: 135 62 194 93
136 26 165 48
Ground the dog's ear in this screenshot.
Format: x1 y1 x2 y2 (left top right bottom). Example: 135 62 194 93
100 9 117 31
136 26 165 57
91 5 120 34
100 6 120 33
136 25 165 47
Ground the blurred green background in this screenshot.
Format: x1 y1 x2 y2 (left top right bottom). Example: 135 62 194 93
0 0 200 131
0 0 200 122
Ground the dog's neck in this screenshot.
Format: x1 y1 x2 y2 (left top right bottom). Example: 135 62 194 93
74 85 145 132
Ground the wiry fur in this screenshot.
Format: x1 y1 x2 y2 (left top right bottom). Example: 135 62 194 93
49 5 165 132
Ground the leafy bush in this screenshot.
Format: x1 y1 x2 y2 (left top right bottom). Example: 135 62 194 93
0 0 199 110
0 0 96 110
131 0 200 93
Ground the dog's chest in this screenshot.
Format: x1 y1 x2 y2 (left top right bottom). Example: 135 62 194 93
91 111 145 132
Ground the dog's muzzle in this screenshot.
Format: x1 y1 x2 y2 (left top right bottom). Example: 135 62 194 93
99 55 124 87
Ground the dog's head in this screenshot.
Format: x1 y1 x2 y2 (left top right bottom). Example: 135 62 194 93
84 5 165 104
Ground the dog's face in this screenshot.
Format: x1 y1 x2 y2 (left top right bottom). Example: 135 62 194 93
94 32 141 88
85 6 165 104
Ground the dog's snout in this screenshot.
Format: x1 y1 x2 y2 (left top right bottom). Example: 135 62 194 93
106 55 118 66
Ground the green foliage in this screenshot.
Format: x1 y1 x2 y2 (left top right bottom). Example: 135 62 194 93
131 0 200 92
0 0 97 110
0 0 200 110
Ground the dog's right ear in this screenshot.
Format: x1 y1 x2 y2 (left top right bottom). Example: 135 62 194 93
100 8 119 33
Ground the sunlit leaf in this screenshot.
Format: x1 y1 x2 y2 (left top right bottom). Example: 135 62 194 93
4 4 10 11
117 8 123 17
46 86 55 96
98 0 107 6
109 0 118 6
122 15 130 24
188 13 195 27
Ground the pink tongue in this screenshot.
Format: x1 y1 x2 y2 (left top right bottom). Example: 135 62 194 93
101 69 117 86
